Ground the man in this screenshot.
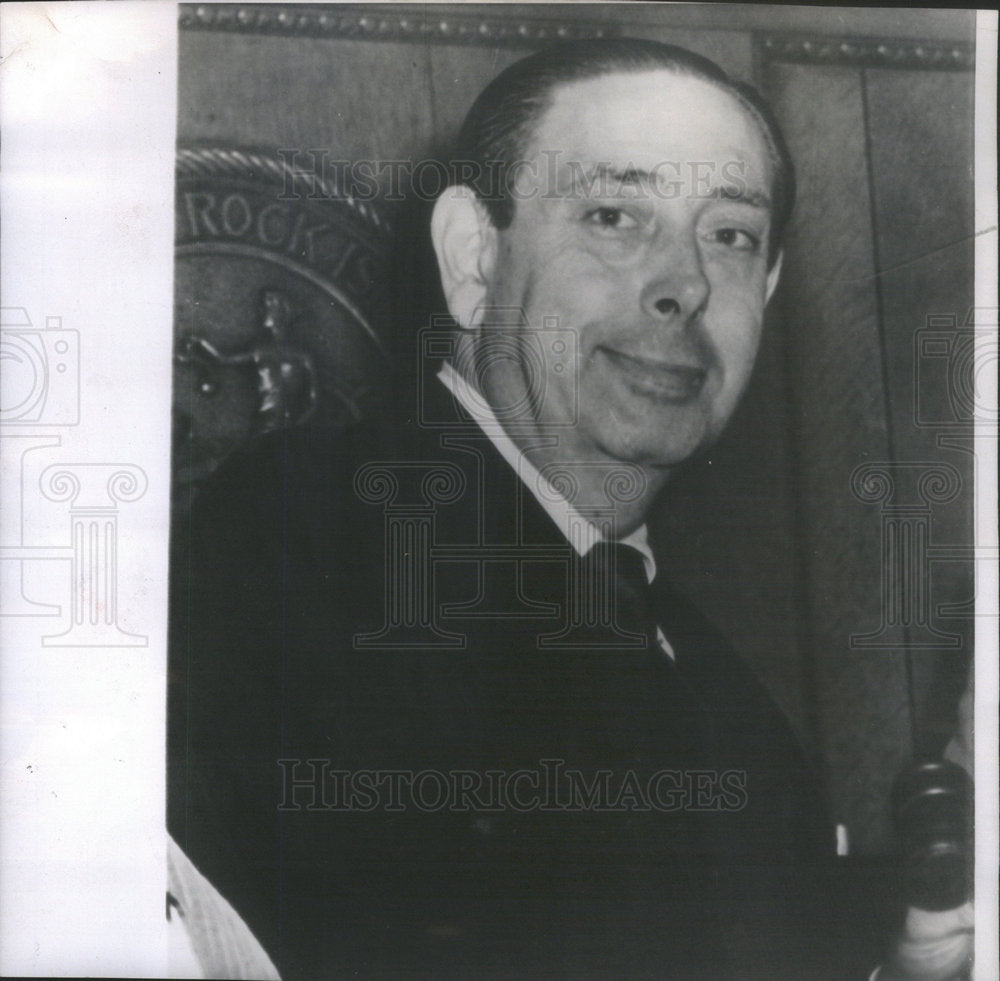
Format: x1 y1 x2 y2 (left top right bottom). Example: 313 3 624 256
169 39 873 979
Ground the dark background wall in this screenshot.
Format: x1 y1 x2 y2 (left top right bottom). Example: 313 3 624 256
175 3 976 853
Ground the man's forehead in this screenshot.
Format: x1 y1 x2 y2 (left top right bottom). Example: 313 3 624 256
524 68 772 185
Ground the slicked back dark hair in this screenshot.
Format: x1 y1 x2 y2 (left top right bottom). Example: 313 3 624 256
450 38 795 267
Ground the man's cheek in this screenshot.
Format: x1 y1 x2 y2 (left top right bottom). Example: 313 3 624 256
546 234 629 286
710 285 765 337
551 266 628 323
717 331 764 412
525 276 601 336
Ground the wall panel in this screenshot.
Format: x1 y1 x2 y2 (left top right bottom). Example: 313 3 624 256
179 33 437 163
765 62 910 851
865 68 976 753
428 45 531 146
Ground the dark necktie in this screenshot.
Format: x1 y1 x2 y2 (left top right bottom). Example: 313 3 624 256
589 542 727 799
577 541 695 773
584 540 659 651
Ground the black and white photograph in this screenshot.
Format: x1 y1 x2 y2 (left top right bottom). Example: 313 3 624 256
1 3 996 979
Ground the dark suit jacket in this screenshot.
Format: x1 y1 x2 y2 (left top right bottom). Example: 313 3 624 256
169 374 843 980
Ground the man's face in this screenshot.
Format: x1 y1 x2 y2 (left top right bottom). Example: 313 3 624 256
475 70 780 471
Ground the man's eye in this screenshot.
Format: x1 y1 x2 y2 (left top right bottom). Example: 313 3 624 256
585 207 639 231
709 228 761 252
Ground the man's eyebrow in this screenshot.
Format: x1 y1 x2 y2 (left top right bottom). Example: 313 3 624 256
565 163 773 210
587 163 654 186
555 162 657 193
710 185 772 210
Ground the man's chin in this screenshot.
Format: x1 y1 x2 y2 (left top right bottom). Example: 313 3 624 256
584 406 718 469
593 428 713 472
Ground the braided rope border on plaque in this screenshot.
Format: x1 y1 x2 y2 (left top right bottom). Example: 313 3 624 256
758 33 974 71
178 3 619 46
176 145 389 233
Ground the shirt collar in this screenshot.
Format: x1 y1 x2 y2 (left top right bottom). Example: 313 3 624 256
437 362 657 584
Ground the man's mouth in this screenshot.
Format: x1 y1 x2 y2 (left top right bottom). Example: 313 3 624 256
598 347 707 402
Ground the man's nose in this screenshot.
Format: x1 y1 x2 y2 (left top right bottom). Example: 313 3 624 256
639 237 710 324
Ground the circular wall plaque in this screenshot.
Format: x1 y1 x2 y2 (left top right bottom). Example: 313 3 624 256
173 146 392 503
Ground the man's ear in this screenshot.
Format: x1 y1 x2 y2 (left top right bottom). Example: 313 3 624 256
430 185 497 329
764 250 783 304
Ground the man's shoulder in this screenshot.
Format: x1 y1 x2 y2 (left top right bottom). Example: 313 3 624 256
185 417 404 533
186 369 469 531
